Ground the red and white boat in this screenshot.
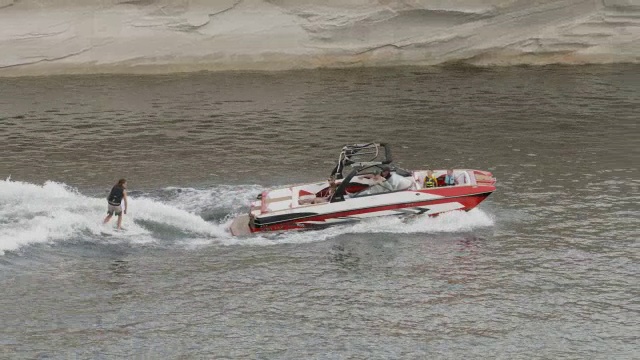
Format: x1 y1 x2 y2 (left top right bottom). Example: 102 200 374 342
230 143 496 236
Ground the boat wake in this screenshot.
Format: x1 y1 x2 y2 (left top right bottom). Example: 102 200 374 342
0 179 494 254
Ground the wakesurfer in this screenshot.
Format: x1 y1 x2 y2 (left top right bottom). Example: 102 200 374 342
103 178 128 230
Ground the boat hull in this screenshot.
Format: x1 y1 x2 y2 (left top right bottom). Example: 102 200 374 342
230 185 495 236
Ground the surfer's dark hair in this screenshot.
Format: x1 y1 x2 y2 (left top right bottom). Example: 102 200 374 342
117 178 127 186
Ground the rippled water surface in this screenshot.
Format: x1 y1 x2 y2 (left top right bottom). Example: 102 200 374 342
0 65 638 359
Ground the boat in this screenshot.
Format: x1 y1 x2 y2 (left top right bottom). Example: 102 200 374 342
229 143 496 236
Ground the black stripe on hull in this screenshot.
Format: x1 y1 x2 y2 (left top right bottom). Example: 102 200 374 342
253 192 493 229
253 212 319 226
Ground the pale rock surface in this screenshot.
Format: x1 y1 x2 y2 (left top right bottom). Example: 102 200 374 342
0 0 638 75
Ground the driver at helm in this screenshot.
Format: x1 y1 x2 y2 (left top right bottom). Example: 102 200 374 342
378 164 413 191
360 165 414 195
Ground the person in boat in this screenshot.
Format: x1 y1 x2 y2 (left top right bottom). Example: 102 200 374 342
382 165 414 191
360 165 413 195
444 169 456 186
300 176 337 204
423 169 438 188
103 178 128 230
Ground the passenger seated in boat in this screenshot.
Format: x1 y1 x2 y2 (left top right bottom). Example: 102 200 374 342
444 169 456 186
423 169 438 188
299 176 337 204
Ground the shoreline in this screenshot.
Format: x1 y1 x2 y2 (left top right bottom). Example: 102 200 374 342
1 53 638 78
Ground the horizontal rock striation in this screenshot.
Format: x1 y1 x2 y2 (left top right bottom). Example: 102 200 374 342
0 0 638 75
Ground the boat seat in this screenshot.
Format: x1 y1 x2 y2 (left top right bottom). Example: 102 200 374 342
436 175 448 186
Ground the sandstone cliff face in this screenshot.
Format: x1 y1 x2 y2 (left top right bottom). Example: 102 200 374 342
1 0 638 75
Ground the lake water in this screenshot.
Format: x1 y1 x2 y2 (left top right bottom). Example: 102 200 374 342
0 65 638 359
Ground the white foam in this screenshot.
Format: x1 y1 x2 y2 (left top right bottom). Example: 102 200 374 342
0 179 229 254
163 185 263 214
217 209 495 246
351 209 494 234
128 197 228 237
0 180 102 253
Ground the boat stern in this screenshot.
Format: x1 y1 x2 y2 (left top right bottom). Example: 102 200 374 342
229 214 252 236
